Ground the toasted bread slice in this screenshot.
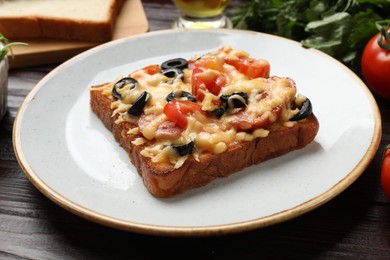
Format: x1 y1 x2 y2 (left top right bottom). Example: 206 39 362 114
90 46 319 197
0 0 125 42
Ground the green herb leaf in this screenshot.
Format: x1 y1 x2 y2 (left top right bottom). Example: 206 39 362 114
229 0 390 75
0 33 28 61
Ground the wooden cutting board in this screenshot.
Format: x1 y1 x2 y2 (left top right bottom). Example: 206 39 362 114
7 0 149 68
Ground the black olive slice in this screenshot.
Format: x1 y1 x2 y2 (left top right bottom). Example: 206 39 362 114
127 91 150 116
162 67 184 79
161 58 188 70
228 92 248 109
221 92 248 109
171 141 195 156
211 92 249 119
166 90 197 102
112 77 138 100
210 107 226 119
290 98 313 121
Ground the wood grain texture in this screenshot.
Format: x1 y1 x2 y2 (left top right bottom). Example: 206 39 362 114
1 0 389 259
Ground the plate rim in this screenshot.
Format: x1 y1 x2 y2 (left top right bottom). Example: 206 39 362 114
12 29 382 236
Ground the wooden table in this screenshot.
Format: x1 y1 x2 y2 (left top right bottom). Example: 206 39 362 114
1 1 389 258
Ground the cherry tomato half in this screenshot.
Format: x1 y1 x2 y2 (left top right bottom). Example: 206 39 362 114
225 57 270 79
142 64 161 75
381 145 390 200
163 100 203 128
191 58 226 101
361 27 390 101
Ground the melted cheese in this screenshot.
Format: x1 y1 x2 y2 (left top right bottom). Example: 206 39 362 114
142 114 167 140
93 46 302 168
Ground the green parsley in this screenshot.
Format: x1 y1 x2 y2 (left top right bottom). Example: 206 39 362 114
229 0 390 74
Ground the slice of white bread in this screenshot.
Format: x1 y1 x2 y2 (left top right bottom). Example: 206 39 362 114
90 87 319 198
0 0 125 42
89 46 320 197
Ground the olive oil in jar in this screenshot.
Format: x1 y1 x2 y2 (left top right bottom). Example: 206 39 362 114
173 0 230 18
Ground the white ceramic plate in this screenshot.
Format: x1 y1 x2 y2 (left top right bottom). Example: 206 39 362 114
13 30 381 236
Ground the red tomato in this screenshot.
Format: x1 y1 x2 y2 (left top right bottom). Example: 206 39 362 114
191 65 208 101
361 27 390 101
226 57 270 79
191 58 226 101
163 100 203 128
382 145 390 200
142 64 160 75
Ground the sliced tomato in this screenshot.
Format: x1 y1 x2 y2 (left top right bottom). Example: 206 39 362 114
163 100 203 128
192 69 225 96
191 65 207 101
191 58 226 101
226 57 270 79
142 64 161 75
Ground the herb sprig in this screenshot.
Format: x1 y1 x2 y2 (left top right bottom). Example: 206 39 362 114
0 33 28 61
229 0 390 74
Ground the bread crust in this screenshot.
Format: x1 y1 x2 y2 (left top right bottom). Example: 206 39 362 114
90 85 319 198
0 0 125 42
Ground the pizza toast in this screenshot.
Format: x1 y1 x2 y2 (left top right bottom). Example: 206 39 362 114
90 46 319 197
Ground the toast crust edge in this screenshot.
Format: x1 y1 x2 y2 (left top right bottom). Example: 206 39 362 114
90 85 319 198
